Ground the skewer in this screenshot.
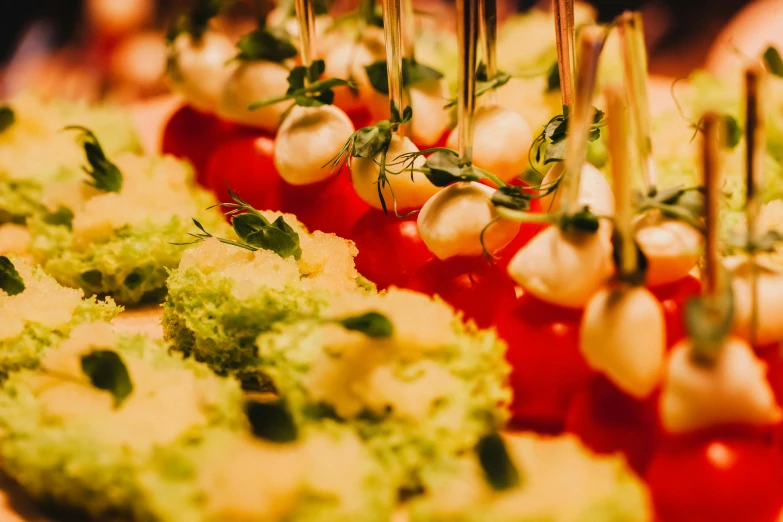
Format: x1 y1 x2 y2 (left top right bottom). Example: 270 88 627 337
456 0 480 163
561 25 604 214
402 0 416 60
382 0 406 134
606 84 636 276
479 0 498 103
745 66 764 344
294 0 317 85
701 112 721 296
616 11 656 188
553 0 575 110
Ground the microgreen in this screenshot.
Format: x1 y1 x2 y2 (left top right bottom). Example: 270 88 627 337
43 207 74 229
234 27 298 63
81 349 133 407
670 79 742 149
726 228 783 254
335 311 394 338
246 399 298 443
529 106 605 171
179 187 302 260
546 61 560 93
634 185 705 232
249 60 354 109
0 256 25 296
365 58 444 95
763 46 783 78
0 106 15 133
65 126 123 193
443 64 511 109
166 0 224 43
685 281 735 367
496 204 603 234
476 433 521 491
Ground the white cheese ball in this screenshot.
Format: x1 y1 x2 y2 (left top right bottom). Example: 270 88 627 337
581 285 665 398
274 104 355 186
507 225 614 309
218 60 292 132
634 214 702 288
447 104 532 184
350 134 439 211
408 79 452 147
660 336 782 433
725 256 783 346
417 182 520 260
169 31 237 113
539 162 615 217
322 37 379 113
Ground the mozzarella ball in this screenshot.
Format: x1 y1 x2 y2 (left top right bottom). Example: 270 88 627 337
660 336 782 433
218 60 292 132
581 285 665 398
408 79 451 147
634 214 702 288
447 104 532 184
539 162 615 217
169 31 237 113
267 8 332 41
274 104 355 186
350 135 439 211
725 256 783 346
323 38 379 113
417 182 520 260
507 225 614 309
355 28 392 119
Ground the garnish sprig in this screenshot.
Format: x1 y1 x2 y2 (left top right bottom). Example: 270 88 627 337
167 0 224 43
234 26 298 62
365 58 444 96
0 256 25 296
0 106 15 133
633 185 705 232
476 433 522 491
443 65 510 109
670 79 742 150
529 106 605 170
65 126 123 193
42 349 134 408
181 188 302 260
249 60 354 108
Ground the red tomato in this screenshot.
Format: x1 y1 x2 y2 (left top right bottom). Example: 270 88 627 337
647 432 783 522
345 108 373 130
756 344 783 410
566 374 660 475
496 197 545 271
203 133 284 212
349 210 434 289
162 105 245 184
279 169 370 238
650 275 701 348
406 256 517 328
495 291 593 433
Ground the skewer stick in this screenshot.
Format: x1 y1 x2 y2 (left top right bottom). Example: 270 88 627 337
745 66 764 344
479 0 498 103
617 11 656 188
402 0 416 60
606 84 636 276
457 0 480 163
294 0 317 85
382 0 406 134
701 112 721 296
561 25 604 214
553 0 575 110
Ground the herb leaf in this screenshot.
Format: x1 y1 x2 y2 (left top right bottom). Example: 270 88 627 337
546 61 560 93
246 400 298 443
0 256 25 296
476 433 521 491
365 58 444 95
444 68 511 109
167 0 223 42
43 207 74 229
249 60 353 109
0 106 15 133
559 206 600 233
764 46 783 78
81 350 133 407
722 115 742 149
491 186 532 212
531 106 605 167
336 311 394 338
235 27 298 62
635 185 705 232
65 126 123 193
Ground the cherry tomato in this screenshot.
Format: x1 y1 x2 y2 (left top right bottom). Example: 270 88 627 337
349 210 434 289
495 291 593 433
647 431 783 522
650 275 701 348
203 133 284 212
756 344 783 410
496 196 544 271
279 169 370 238
345 108 373 130
566 374 660 475
162 105 244 184
407 256 517 328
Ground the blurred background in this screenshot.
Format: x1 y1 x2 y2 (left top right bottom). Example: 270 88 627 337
0 0 760 102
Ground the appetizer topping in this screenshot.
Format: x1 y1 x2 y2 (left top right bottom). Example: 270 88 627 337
245 399 299 443
250 60 354 109
762 45 783 77
335 310 394 338
166 0 221 42
168 31 237 112
443 64 512 109
0 105 14 133
80 349 133 408
364 57 444 95
0 255 24 296
234 27 299 63
476 433 521 491
532 107 605 169
66 126 123 193
725 255 783 346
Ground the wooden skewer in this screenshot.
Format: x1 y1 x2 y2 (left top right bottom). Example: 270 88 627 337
606 84 636 276
745 65 764 344
616 11 656 188
479 0 498 78
294 0 317 84
561 25 604 214
457 0 480 164
382 0 406 134
701 112 721 296
402 0 416 60
553 0 575 110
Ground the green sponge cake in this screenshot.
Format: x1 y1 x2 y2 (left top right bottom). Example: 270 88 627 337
0 255 119 378
406 433 652 522
0 93 140 223
254 288 511 492
28 131 225 305
0 321 244 520
163 207 370 384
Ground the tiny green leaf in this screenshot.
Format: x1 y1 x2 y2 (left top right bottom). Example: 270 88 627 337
0 106 15 133
491 186 532 211
235 27 298 63
246 400 298 443
546 61 560 93
722 115 742 149
763 46 783 78
476 433 521 491
0 256 25 296
166 0 223 42
423 150 469 186
65 126 123 193
560 206 600 233
249 62 352 109
81 350 133 407
43 207 74 229
365 58 444 95
444 69 511 109
336 311 394 338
